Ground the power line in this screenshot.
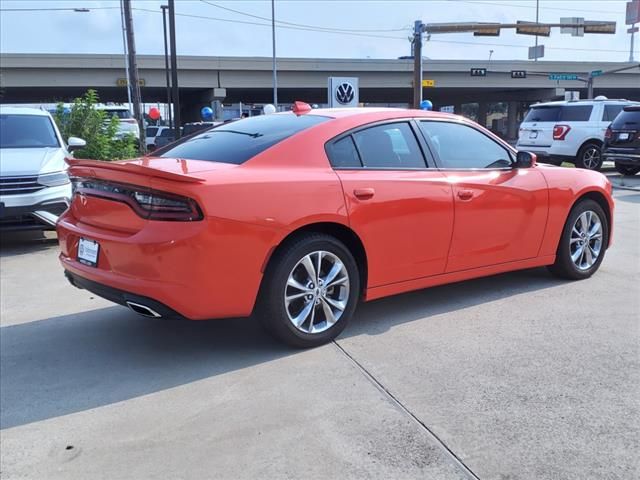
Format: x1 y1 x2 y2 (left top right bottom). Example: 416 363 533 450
450 0 624 16
0 6 119 11
199 0 409 33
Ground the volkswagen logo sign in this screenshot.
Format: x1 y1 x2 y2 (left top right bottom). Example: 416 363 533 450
335 82 355 105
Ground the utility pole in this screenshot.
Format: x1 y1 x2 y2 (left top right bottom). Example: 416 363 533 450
271 0 278 108
168 0 181 138
161 5 173 129
122 0 145 153
534 0 540 62
412 20 423 109
119 0 132 111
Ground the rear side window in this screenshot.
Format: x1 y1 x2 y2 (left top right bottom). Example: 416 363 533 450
560 106 593 121
611 109 640 129
146 127 158 137
352 122 426 168
326 136 361 168
160 113 329 164
603 105 625 122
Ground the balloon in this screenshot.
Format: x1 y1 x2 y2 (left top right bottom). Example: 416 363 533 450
148 107 161 120
201 106 213 120
263 104 276 115
420 100 433 111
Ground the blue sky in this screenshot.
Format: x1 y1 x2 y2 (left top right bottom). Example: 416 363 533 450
0 0 637 61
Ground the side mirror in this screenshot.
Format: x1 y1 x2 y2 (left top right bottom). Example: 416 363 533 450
67 137 86 152
514 151 536 169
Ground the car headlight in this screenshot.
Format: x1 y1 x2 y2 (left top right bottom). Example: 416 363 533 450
37 171 70 187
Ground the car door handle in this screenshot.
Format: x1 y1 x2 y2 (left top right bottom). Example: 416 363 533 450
457 189 474 201
353 188 375 200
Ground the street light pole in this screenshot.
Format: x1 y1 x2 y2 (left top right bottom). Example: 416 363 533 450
122 0 145 154
271 0 278 108
168 0 181 138
412 20 423 109
534 0 540 62
160 5 173 129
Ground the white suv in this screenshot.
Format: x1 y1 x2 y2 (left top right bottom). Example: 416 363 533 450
96 105 140 141
0 106 85 231
516 97 638 171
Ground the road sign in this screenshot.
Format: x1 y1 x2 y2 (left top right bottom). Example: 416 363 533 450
548 73 579 81
511 70 527 79
470 68 487 77
116 78 145 87
422 79 436 87
590 70 604 77
627 0 640 25
628 26 640 33
561 17 585 37
583 21 616 34
440 105 455 113
528 44 545 60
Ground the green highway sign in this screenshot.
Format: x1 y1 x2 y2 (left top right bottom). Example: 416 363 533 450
590 70 604 77
548 73 579 81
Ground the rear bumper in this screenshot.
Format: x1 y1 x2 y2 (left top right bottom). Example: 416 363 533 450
602 151 640 166
65 270 182 318
57 208 279 320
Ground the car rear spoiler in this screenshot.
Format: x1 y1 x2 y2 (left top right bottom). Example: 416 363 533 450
65 158 205 183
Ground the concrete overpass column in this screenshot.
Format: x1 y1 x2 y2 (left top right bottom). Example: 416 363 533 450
507 101 519 142
478 102 488 128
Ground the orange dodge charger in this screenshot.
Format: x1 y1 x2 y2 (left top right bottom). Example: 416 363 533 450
58 106 614 347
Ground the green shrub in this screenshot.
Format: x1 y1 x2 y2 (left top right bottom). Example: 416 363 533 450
53 89 138 161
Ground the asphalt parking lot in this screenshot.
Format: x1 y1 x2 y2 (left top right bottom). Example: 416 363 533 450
1 185 638 480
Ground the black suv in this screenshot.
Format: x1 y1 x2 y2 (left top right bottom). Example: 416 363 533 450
603 105 640 176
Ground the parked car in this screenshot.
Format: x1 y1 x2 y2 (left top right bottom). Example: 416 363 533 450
145 125 171 151
58 105 613 348
0 106 85 230
96 105 140 141
516 97 638 171
603 105 640 176
153 127 178 149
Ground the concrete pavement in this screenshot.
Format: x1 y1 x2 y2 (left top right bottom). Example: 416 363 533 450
1 188 638 479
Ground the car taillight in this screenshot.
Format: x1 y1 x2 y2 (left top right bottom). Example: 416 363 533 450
604 127 612 139
72 177 203 221
553 124 571 141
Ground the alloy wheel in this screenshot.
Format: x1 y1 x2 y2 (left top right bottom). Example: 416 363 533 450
582 147 601 170
570 210 603 270
284 250 350 334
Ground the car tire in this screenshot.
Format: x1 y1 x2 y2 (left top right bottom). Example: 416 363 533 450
547 199 609 280
614 163 640 176
257 234 360 348
575 142 603 171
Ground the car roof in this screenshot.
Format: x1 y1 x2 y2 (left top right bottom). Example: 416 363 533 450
530 99 637 108
302 107 458 121
0 106 52 116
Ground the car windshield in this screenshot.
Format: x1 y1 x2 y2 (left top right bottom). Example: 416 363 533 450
160 113 330 164
0 114 60 149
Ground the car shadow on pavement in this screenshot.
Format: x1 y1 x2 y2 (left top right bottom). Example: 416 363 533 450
1 267 566 431
345 267 568 338
0 308 291 430
0 230 59 258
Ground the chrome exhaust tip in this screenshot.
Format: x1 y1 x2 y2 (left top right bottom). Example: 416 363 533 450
126 301 162 318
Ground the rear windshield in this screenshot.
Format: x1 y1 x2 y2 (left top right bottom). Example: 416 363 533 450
611 109 640 129
523 105 593 122
160 113 330 164
102 109 133 119
0 114 60 149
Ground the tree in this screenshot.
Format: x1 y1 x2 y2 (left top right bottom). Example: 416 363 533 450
53 89 138 161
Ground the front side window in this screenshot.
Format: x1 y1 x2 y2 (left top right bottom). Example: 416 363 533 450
352 122 426 168
160 113 329 165
419 121 512 169
0 114 60 149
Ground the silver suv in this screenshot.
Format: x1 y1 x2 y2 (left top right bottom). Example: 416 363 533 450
0 106 85 231
516 97 638 171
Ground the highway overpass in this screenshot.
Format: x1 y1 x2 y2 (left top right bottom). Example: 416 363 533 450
1 53 638 137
